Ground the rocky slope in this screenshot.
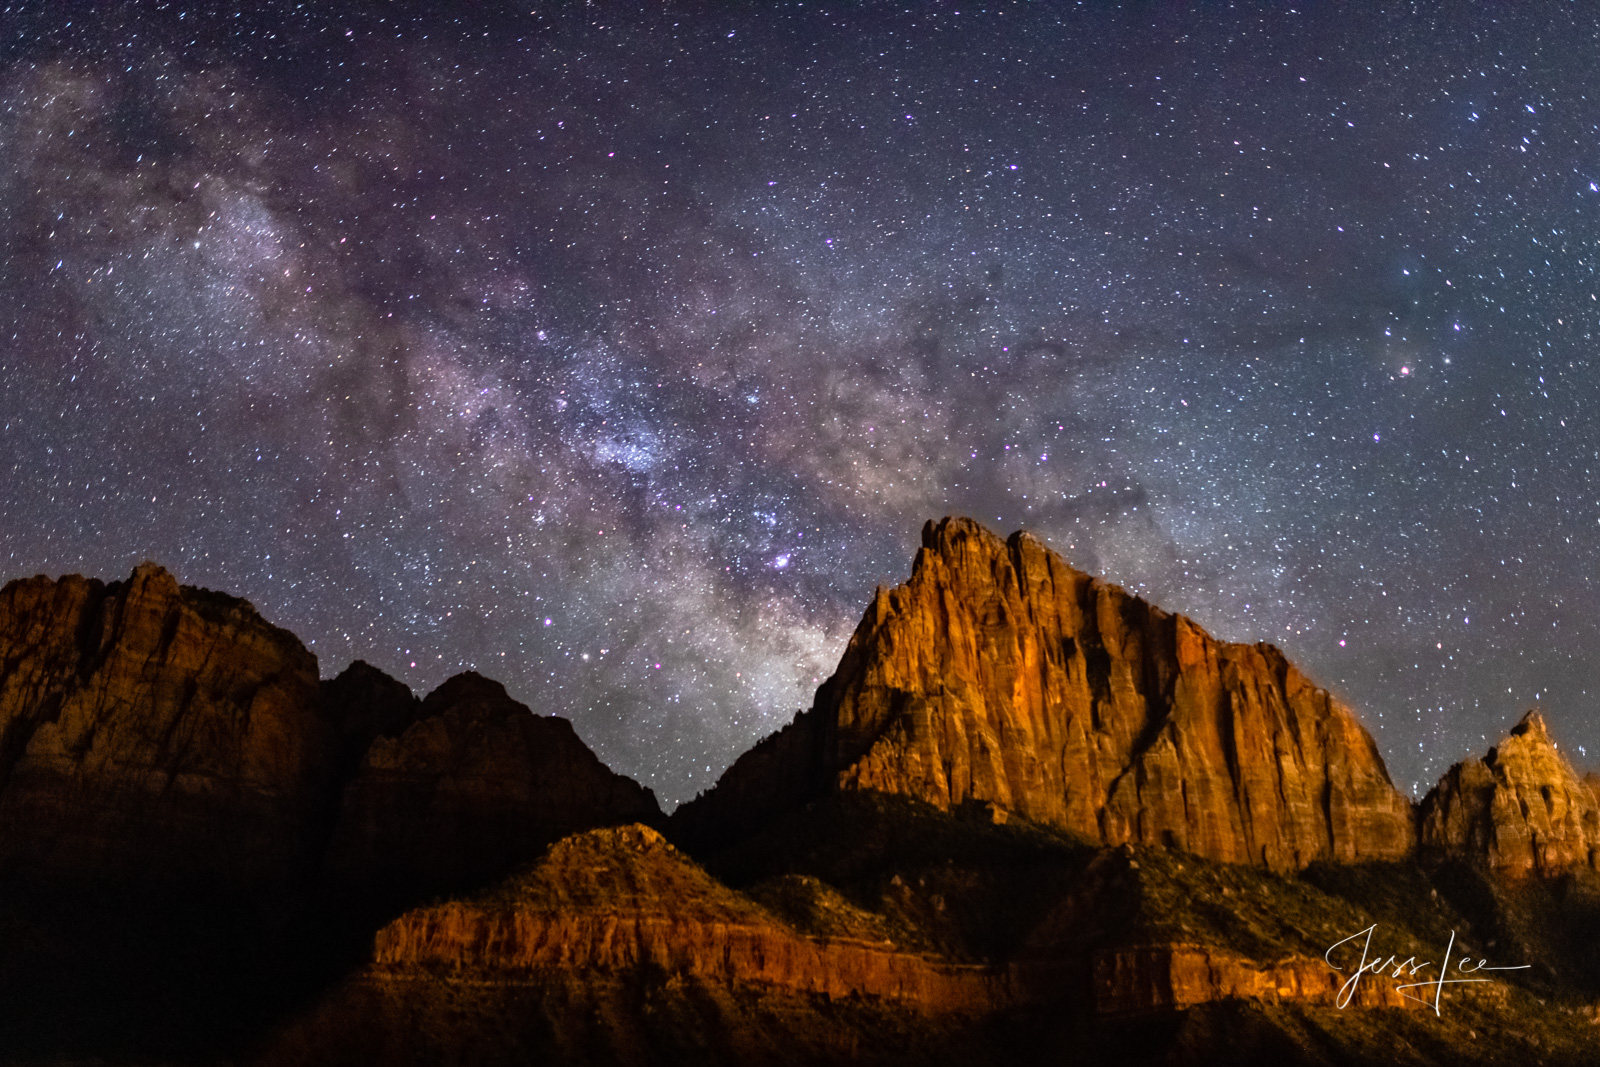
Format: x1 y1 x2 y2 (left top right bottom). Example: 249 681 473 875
261 822 1005 1067
369 823 995 1009
266 794 1547 1067
676 517 1415 871
1420 711 1600 875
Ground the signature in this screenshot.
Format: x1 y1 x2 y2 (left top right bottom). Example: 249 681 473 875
1324 924 1530 1014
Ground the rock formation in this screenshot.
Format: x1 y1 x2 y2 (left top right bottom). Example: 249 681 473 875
676 517 1415 871
0 563 666 1059
321 671 660 906
0 562 334 889
2 544 1584 1065
0 561 660 903
369 823 994 1011
1420 710 1600 874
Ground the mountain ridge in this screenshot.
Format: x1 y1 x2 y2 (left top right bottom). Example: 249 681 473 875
5 518 1600 1065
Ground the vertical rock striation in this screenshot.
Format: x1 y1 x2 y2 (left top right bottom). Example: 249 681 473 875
0 563 333 889
1420 710 1600 874
677 517 1414 871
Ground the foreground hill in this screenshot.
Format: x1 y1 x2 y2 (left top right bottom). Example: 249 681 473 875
263 790 1600 1066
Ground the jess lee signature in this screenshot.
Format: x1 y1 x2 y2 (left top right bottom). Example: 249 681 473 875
1325 924 1530 1014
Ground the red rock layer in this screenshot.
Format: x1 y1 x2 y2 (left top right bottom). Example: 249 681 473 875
1090 945 1414 1014
1420 711 1600 874
679 517 1414 871
0 563 332 888
322 673 660 903
371 824 995 1013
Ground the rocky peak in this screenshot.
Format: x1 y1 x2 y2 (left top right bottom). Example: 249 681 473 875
677 517 1415 871
1420 709 1600 874
0 563 330 887
320 669 661 907
321 660 422 757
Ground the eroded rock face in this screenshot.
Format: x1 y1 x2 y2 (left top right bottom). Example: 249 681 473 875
322 672 660 904
371 823 995 1012
1420 711 1600 874
678 517 1414 870
0 563 332 888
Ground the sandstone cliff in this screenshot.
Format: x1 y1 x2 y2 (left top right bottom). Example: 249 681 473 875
321 672 660 905
1420 711 1600 875
0 562 334 888
677 517 1414 871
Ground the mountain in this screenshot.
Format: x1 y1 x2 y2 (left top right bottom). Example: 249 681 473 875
0 562 658 1059
0 562 334 889
264 823 1005 1067
0 562 658 901
1421 711 1600 875
5 524 1600 1066
675 517 1415 871
322 671 660 911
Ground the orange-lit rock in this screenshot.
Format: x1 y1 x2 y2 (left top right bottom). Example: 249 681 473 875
1091 944 1415 1014
1420 710 1600 874
371 823 995 1011
0 563 332 888
678 517 1414 870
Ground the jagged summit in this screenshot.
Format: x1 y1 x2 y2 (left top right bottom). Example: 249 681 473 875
322 664 661 906
675 516 1415 871
1510 708 1552 740
7 538 1600 1065
1421 708 1600 874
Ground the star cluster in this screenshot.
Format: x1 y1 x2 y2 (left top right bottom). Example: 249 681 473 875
4 2 1600 802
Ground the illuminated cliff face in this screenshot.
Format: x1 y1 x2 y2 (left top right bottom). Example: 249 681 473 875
680 517 1416 871
1421 711 1600 875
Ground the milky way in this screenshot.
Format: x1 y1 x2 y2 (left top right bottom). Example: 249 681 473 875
4 3 1600 803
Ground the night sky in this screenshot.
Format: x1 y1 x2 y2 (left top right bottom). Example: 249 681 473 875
4 2 1599 804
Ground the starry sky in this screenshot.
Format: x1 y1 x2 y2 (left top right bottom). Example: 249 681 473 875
4 2 1600 804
